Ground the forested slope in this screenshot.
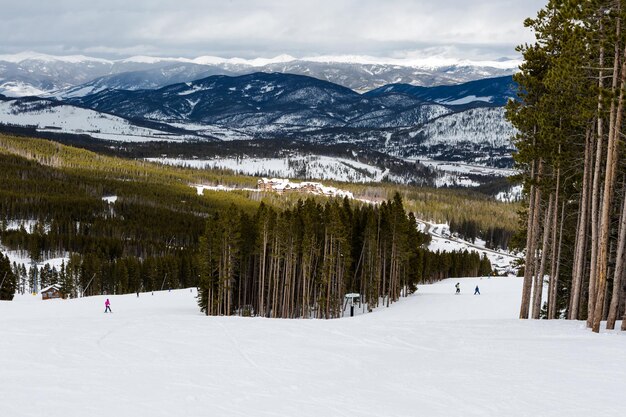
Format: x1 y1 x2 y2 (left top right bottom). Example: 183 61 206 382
1 135 494 314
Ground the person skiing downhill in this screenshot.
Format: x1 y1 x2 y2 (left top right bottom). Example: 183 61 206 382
474 285 480 295
455 282 460 294
104 298 112 313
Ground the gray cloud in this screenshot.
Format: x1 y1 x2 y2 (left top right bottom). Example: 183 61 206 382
0 0 546 59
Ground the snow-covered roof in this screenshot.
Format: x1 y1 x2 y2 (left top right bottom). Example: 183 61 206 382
258 177 354 199
40 284 62 293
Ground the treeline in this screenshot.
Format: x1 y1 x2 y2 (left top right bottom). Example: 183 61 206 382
449 219 513 250
0 137 238 296
0 253 17 300
1 135 492 313
8 253 197 297
198 194 492 318
508 1 626 331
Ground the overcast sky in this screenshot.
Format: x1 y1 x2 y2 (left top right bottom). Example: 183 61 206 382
0 0 547 60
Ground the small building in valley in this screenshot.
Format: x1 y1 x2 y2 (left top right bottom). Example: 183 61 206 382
41 284 64 300
257 178 354 199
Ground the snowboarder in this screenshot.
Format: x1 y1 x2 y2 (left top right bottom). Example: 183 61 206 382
455 282 460 294
474 285 480 295
104 298 112 313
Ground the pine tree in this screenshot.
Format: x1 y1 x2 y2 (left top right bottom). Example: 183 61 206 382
0 254 17 300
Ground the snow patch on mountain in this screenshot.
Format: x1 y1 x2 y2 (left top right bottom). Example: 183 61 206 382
0 51 111 64
0 51 519 69
0 82 48 97
410 107 514 147
0 99 192 142
149 155 385 183
442 95 493 105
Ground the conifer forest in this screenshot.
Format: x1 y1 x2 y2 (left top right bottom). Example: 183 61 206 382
508 0 626 331
0 135 494 314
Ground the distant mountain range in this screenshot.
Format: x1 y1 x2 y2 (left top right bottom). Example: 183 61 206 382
0 71 517 168
365 76 516 107
66 72 463 131
0 52 519 97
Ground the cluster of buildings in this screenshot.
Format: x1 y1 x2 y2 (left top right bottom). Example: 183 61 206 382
257 178 354 199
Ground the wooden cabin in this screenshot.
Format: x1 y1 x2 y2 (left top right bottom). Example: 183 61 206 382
41 284 64 300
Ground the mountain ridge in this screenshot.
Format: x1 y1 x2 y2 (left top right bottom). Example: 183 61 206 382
0 52 519 97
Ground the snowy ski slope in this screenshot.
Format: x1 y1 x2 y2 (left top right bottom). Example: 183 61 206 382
1 277 624 417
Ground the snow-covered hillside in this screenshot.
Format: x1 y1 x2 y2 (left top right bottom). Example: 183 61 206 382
418 222 521 275
149 155 387 183
0 99 193 142
409 107 514 149
1 278 623 417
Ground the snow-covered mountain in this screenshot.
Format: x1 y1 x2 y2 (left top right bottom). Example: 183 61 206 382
287 107 516 167
0 52 519 97
0 72 517 168
0 96 198 142
398 107 515 165
365 76 516 107
65 72 456 131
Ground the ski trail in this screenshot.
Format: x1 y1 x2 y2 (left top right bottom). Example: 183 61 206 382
216 321 279 381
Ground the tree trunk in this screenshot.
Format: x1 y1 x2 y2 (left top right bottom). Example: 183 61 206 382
548 163 560 319
570 128 593 319
607 183 626 328
533 193 553 319
593 26 625 333
587 39 607 327
521 154 539 319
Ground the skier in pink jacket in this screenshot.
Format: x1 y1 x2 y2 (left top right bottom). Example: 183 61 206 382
104 298 112 313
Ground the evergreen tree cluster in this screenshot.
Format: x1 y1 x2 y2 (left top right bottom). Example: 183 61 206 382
508 0 626 331
0 134 492 308
0 253 17 300
449 219 513 250
197 194 492 318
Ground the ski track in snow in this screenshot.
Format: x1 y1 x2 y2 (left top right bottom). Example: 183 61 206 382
0 279 624 417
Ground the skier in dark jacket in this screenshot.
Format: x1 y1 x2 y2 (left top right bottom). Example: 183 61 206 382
455 283 460 294
474 285 480 295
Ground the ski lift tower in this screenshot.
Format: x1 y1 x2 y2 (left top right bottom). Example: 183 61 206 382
344 293 360 317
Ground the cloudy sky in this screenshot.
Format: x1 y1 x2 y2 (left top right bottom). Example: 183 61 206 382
1 0 546 60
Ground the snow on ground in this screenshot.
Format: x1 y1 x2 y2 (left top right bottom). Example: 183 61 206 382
193 178 354 199
408 107 515 149
1 243 69 280
166 122 253 141
402 158 516 188
413 158 517 177
433 172 480 188
4 219 41 232
0 81 48 97
149 155 384 183
420 222 521 275
0 100 194 142
0 277 624 417
194 184 258 195
496 185 523 203
439 95 493 105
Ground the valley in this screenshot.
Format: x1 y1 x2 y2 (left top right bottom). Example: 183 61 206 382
0 68 518 196
3 2 626 417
